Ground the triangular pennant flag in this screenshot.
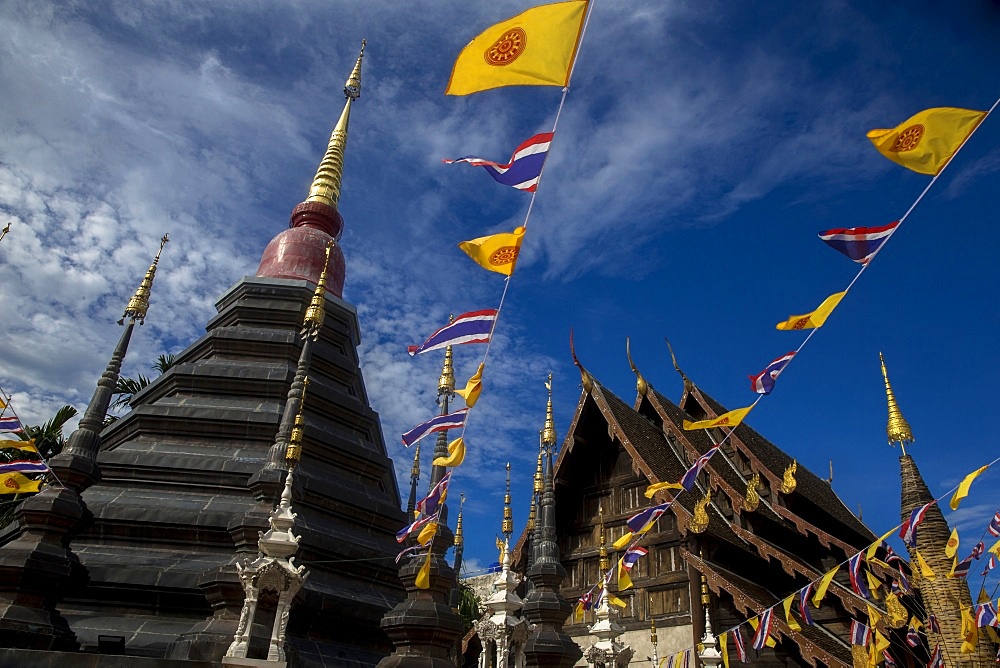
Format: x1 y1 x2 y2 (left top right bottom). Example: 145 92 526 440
951 465 989 510
775 291 846 331
813 565 840 607
432 437 466 468
415 548 433 589
455 363 485 408
783 594 801 632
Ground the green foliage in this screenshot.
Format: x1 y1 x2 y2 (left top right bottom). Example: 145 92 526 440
456 582 481 634
110 353 176 411
15 404 77 460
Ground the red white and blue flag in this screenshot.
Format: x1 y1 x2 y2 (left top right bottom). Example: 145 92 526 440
578 589 595 611
892 569 912 595
818 221 899 265
900 500 935 547
799 584 815 626
407 309 498 356
882 650 897 667
928 644 943 668
749 352 795 395
402 409 469 447
849 620 871 646
927 614 940 634
906 622 921 647
417 471 452 516
396 511 439 543
848 553 870 599
0 416 22 432
975 602 999 628
731 627 748 662
626 501 672 534
0 460 47 474
443 132 553 192
988 509 1000 537
950 554 973 579
621 545 648 569
981 553 997 577
680 446 720 491
751 608 774 650
972 540 986 560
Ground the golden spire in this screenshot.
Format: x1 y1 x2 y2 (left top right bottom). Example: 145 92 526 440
285 377 310 462
779 460 797 494
533 443 544 494
502 462 513 536
541 373 556 447
306 40 365 208
302 241 333 337
526 495 536 533
880 352 914 453
598 504 608 572
438 343 455 397
120 234 169 325
455 492 465 547
700 571 710 606
650 613 658 645
411 443 421 479
626 337 649 396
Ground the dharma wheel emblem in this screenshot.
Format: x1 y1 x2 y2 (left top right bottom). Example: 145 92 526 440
484 28 527 66
489 246 520 266
890 124 924 152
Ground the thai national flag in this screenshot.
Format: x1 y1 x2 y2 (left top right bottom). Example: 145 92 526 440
407 309 498 356
928 644 943 668
749 352 795 395
849 620 871 646
982 553 997 577
402 409 469 447
899 500 935 547
950 554 973 579
0 416 22 432
751 608 774 650
579 589 594 611
975 602 998 628
972 540 986 560
882 650 896 667
799 584 814 626
906 623 921 647
0 460 47 474
818 221 899 264
731 627 748 662
417 471 452 516
927 614 940 634
988 509 1000 537
443 132 553 192
893 569 912 595
680 446 720 491
396 511 438 543
621 546 648 570
848 553 870 599
626 502 671 534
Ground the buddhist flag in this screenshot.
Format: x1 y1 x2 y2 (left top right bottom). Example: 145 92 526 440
416 520 438 546
459 227 525 276
782 594 802 632
720 633 729 668
432 437 466 468
776 291 846 331
0 438 37 454
950 465 989 510
617 545 647 591
867 107 986 175
946 528 960 558
683 406 753 431
915 550 935 580
812 565 840 607
455 363 484 408
644 480 682 499
415 548 433 589
0 472 41 494
446 1 587 96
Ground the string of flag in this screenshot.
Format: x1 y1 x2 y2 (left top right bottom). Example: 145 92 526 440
0 384 56 494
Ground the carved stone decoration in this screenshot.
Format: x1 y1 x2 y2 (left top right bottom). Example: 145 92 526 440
584 595 632 667
475 539 529 668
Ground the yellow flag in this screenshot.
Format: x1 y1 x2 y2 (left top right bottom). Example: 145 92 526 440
683 405 753 431
432 437 466 468
990 539 1000 557
415 549 432 589
950 465 988 510
0 472 41 494
977 587 990 604
776 291 846 331
866 527 896 560
813 565 840 607
873 630 890 654
617 554 634 591
455 363 484 408
960 605 978 653
720 632 729 668
865 570 881 599
446 1 587 96
459 227 526 276
574 600 585 623
885 592 907 626
782 594 801 632
0 396 5 408
644 480 682 498
945 528 960 558
607 593 627 609
612 531 634 550
867 107 987 176
0 438 37 453
915 550 935 579
417 521 438 546
866 604 882 628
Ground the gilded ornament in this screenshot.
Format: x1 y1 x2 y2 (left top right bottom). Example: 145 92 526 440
690 491 711 534
780 460 797 494
744 472 760 512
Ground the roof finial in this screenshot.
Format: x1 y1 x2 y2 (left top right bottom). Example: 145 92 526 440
306 40 365 208
285 377 309 463
438 346 455 399
880 352 914 454
302 241 333 339
502 462 513 538
541 373 556 447
455 492 465 547
569 330 593 392
665 337 692 390
626 337 648 396
119 234 169 325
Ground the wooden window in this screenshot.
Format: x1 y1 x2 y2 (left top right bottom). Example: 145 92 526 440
649 586 690 616
619 485 643 514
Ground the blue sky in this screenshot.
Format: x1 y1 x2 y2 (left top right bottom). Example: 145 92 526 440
0 0 998 590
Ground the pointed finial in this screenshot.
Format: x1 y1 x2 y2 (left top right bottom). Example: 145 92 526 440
502 462 513 537
120 234 169 325
411 443 421 479
541 373 556 447
526 494 536 533
306 41 365 208
598 503 608 572
665 337 692 390
569 330 593 391
827 459 834 485
438 341 455 397
302 241 333 338
626 337 649 396
880 352 914 453
455 492 465 547
700 571 710 606
285 377 309 462
650 613 658 645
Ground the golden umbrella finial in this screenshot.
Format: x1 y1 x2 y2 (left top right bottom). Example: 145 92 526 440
541 373 556 447
626 337 648 396
880 352 914 454
502 462 513 537
597 503 608 572
307 40 365 208
533 442 544 494
120 234 169 325
438 338 456 398
302 241 334 338
285 377 310 462
411 443 421 479
455 492 465 547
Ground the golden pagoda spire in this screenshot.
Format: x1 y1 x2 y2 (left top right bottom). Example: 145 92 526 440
302 241 334 338
119 234 169 325
533 441 544 494
541 373 556 447
455 492 465 547
502 462 513 537
880 352 914 454
438 342 455 398
626 337 648 396
306 40 365 208
285 377 309 463
598 503 608 572
526 494 536 533
411 443 421 481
